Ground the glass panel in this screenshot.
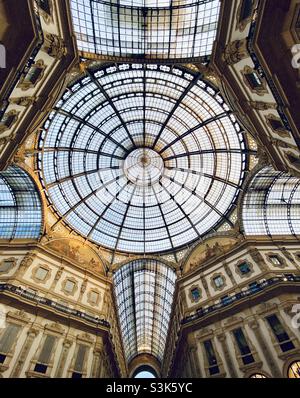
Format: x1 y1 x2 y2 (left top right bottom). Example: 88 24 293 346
0 354 6 364
214 276 223 288
269 255 282 266
191 288 200 301
203 339 219 375
233 328 254 365
34 363 48 373
37 0 51 14
245 72 262 89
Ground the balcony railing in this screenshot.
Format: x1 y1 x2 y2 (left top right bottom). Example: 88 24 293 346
182 275 300 325
0 283 110 328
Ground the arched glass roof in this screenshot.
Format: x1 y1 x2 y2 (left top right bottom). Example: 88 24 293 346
242 166 300 237
0 166 42 240
70 0 220 61
113 259 176 363
37 63 247 254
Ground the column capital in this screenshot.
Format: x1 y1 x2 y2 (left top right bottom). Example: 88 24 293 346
63 339 73 348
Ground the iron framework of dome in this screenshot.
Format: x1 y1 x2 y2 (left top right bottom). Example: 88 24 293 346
70 0 220 61
37 63 248 254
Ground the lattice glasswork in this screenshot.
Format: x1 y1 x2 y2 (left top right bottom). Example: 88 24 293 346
113 259 176 363
242 166 300 237
70 0 220 62
37 63 248 254
0 166 42 240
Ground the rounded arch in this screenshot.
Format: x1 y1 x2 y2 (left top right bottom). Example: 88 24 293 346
113 258 176 365
0 165 43 240
129 353 161 378
283 356 300 378
133 366 157 378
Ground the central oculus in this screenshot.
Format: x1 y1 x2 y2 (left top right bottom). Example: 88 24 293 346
123 148 164 186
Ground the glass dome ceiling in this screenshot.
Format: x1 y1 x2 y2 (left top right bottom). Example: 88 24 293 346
37 63 248 254
70 0 220 61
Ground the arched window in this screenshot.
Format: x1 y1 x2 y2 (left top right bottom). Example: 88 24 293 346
242 166 300 237
288 361 300 378
0 166 42 240
133 365 157 379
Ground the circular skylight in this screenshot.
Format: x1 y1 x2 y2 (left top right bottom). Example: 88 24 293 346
37 63 247 254
123 148 164 186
